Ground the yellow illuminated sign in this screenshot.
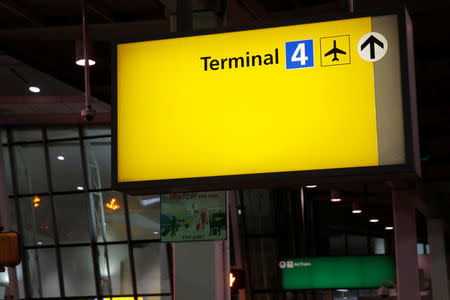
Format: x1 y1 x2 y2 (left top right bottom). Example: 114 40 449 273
115 12 412 189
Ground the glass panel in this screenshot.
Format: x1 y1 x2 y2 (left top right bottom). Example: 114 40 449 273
13 144 48 195
347 234 368 256
91 191 127 242
2 147 13 196
1 129 7 144
16 262 26 298
54 194 91 244
47 127 79 140
417 243 425 255
48 141 84 192
84 137 111 189
370 237 386 255
12 128 42 142
243 189 275 234
247 238 279 290
98 244 132 295
134 243 171 294
426 243 430 254
83 126 111 137
26 248 60 298
19 196 54 246
61 246 96 297
128 195 160 240
329 233 346 256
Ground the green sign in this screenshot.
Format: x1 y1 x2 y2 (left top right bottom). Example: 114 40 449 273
160 192 226 242
281 256 396 289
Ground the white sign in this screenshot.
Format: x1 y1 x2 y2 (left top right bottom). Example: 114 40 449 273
358 32 388 62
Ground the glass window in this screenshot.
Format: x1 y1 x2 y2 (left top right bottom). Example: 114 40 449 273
13 144 48 195
1 129 7 144
128 195 160 240
54 194 91 244
61 246 96 297
12 128 42 142
417 243 425 254
48 141 84 192
15 262 26 299
84 137 111 189
370 237 386 255
243 189 275 235
347 234 368 256
329 233 346 256
83 126 111 137
134 243 171 294
19 196 54 246
90 191 127 242
247 238 279 290
2 146 13 196
26 248 60 298
98 244 132 295
47 127 79 140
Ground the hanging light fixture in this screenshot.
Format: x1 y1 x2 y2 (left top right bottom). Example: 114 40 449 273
352 200 362 214
75 40 96 66
331 189 342 202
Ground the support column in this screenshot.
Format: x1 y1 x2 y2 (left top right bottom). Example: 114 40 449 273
427 219 450 300
392 189 421 300
173 241 225 300
0 131 19 300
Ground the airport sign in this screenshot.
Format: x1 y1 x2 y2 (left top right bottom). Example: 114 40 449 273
113 9 419 194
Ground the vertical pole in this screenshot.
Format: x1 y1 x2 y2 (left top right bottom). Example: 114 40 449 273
224 191 232 300
0 130 19 300
392 189 421 300
176 0 193 33
81 0 92 111
427 219 450 300
300 188 306 256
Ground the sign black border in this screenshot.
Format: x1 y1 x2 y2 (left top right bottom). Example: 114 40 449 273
111 8 420 195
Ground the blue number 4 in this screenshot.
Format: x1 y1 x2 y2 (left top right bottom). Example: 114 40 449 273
285 40 314 69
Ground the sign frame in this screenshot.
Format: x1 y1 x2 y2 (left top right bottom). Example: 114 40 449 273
112 8 420 195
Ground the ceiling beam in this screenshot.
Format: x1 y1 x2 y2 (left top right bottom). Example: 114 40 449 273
0 112 110 125
0 0 43 26
0 95 101 104
87 0 114 23
0 19 170 41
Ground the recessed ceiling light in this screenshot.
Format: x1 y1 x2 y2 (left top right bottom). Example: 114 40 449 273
76 59 96 66
29 86 40 93
153 231 159 235
306 184 317 188
385 226 394 230
37 241 42 245
336 289 348 292
369 218 379 223
331 198 342 202
352 209 362 214
57 155 65 160
77 186 84 191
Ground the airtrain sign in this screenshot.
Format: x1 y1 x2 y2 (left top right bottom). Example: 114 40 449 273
112 9 419 194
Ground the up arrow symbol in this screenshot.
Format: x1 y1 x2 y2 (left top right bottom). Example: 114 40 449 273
360 35 384 59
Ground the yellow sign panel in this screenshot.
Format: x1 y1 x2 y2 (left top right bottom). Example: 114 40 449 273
116 14 408 186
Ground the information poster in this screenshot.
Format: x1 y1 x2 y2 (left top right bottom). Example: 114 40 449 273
160 191 227 242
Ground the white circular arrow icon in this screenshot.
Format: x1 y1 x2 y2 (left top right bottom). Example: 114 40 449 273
358 32 388 62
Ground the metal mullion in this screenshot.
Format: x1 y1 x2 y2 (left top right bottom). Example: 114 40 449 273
78 127 103 298
42 128 66 298
123 193 138 299
7 128 31 299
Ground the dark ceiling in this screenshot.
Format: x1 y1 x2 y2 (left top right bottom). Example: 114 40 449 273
0 0 450 222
